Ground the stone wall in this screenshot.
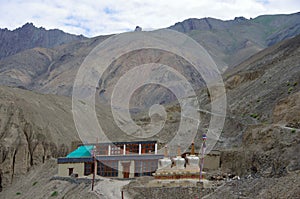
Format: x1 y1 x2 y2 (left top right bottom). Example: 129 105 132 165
204 150 220 170
58 163 85 177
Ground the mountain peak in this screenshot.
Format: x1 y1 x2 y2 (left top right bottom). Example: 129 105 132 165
0 23 85 59
16 22 47 32
234 16 248 21
22 22 35 28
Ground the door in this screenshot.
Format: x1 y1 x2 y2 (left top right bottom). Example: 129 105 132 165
68 168 74 176
122 162 130 178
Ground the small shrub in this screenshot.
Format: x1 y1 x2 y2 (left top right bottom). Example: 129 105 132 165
293 82 298 86
32 181 38 186
250 113 258 119
51 191 58 197
288 87 293 94
256 99 260 103
287 82 290 86
16 192 21 195
291 129 296 133
263 80 266 83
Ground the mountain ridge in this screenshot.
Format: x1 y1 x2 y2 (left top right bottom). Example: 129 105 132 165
169 12 300 69
0 12 300 99
0 22 86 60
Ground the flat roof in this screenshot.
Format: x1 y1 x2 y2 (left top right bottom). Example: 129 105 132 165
82 140 158 146
96 154 163 161
58 157 93 164
57 154 163 164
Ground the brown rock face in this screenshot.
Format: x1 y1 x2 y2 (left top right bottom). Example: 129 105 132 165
0 86 78 189
215 34 300 179
273 92 300 125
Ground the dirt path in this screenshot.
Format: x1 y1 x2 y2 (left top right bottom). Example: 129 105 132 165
94 178 131 199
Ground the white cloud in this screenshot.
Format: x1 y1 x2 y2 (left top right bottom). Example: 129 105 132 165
0 0 299 37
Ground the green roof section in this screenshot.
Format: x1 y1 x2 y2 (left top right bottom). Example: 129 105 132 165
66 145 94 158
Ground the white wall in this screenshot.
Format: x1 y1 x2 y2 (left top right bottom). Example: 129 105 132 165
58 163 85 177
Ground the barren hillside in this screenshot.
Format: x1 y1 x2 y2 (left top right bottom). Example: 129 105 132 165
217 34 300 178
0 86 78 189
0 13 300 98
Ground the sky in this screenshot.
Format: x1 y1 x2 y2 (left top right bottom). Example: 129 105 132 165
0 0 299 37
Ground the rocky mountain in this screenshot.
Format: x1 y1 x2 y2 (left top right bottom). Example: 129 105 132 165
124 28 300 198
185 33 300 199
218 33 300 177
0 23 85 59
169 12 300 70
0 35 110 96
0 13 299 100
0 33 299 197
0 13 299 197
0 86 77 189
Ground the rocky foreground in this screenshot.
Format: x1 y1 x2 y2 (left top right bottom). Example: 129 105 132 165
0 159 298 199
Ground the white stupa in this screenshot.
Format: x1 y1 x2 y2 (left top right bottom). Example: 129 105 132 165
157 146 172 170
186 142 200 171
172 145 185 170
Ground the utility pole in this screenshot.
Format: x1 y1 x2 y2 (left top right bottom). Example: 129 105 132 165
198 134 207 199
92 138 99 191
92 144 96 191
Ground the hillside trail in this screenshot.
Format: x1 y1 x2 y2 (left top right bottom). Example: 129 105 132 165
93 178 131 199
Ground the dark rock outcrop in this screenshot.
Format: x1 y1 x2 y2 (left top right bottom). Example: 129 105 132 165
0 23 85 59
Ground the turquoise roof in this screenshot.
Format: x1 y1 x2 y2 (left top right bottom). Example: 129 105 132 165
66 145 94 158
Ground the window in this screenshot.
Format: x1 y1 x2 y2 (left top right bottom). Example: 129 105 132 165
97 161 118 177
134 160 158 177
142 160 158 176
142 144 155 154
84 162 95 175
111 145 122 155
96 145 108 155
134 161 143 177
127 144 139 154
